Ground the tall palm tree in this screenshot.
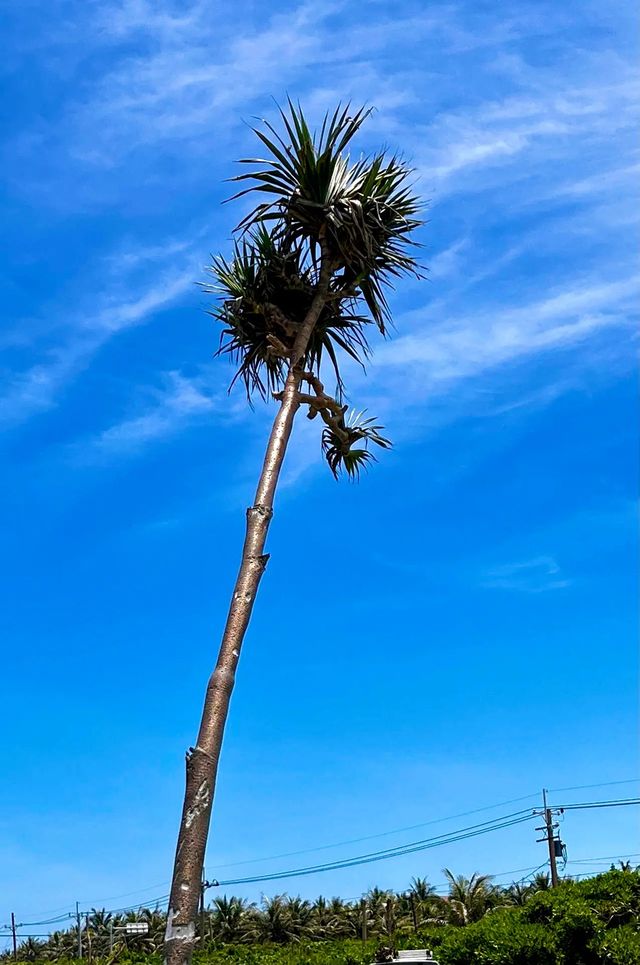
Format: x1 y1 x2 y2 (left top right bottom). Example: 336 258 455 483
164 101 423 965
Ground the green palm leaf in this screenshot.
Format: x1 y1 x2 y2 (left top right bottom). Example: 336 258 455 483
205 102 423 475
204 225 374 400
321 409 391 480
229 100 423 330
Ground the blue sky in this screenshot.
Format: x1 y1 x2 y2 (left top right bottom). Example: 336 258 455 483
1 0 638 938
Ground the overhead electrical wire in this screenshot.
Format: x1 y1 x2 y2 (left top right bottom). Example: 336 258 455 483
209 796 640 886
13 913 74 928
79 881 171 906
208 791 541 870
555 798 640 811
568 852 640 864
212 810 535 887
4 790 638 932
548 778 640 793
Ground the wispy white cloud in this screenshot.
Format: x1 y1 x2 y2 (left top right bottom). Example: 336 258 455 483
102 0 207 39
68 0 350 160
373 276 637 389
31 0 594 172
0 262 195 426
87 370 220 454
3 0 638 459
427 238 470 280
481 556 570 592
418 76 639 191
226 270 638 488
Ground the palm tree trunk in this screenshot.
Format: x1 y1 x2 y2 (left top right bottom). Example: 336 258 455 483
164 248 333 965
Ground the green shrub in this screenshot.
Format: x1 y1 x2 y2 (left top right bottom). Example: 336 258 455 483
597 926 640 965
436 909 556 965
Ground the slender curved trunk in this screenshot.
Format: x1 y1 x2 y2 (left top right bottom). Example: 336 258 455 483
163 251 333 965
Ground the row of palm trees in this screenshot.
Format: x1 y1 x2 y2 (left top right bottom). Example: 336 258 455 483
6 870 554 961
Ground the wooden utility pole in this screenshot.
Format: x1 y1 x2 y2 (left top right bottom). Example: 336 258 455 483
10 912 17 962
410 893 418 933
76 902 82 959
361 899 368 941
540 788 559 886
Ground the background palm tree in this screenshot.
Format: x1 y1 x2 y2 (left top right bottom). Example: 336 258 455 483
253 895 302 944
8 867 639 962
443 869 495 925
409 877 437 902
506 881 532 906
18 939 45 963
209 896 252 944
164 101 422 965
532 871 551 892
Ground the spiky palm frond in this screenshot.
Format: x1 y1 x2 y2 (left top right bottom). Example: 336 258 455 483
205 225 373 400
205 226 296 399
321 409 391 480
230 99 423 329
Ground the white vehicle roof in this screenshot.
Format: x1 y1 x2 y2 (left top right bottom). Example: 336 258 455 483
371 952 439 964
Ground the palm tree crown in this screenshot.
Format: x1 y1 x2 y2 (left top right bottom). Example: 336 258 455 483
205 100 423 478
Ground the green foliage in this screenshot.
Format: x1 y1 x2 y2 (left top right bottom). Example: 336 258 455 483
441 869 497 925
194 940 377 964
521 870 640 964
205 99 423 478
436 909 556 964
598 927 640 965
7 870 640 965
321 410 390 479
230 100 423 328
207 226 371 402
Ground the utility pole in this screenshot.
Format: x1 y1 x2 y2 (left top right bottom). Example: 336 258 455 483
410 893 418 933
85 914 92 965
76 902 83 960
384 897 395 937
10 912 17 962
535 788 560 886
361 898 368 941
109 921 114 956
544 788 559 887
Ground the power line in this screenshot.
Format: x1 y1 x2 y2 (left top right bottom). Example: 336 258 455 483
548 778 640 793
4 851 638 951
212 796 640 887
213 811 535 887
5 789 638 931
208 791 540 870
85 895 171 918
555 798 640 811
13 914 73 928
4 792 540 929
568 853 640 865
79 881 171 906
515 862 549 884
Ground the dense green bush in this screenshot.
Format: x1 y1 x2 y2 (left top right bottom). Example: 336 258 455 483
598 926 640 965
522 870 640 965
436 909 556 965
